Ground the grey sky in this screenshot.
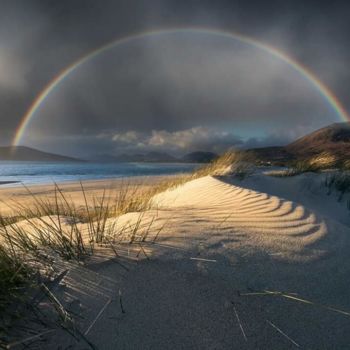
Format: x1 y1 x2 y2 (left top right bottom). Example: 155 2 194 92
0 0 349 156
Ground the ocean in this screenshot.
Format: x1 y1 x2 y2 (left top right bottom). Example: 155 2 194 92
0 161 199 186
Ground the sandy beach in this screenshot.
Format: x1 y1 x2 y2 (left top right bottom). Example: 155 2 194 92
2 171 350 349
0 175 170 216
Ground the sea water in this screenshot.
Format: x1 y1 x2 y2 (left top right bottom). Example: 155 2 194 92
0 161 199 186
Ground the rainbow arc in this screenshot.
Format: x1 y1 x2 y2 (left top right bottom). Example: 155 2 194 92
12 28 349 146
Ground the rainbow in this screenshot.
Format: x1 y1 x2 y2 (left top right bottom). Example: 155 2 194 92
12 28 349 146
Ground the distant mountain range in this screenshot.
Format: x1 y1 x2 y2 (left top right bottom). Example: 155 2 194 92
0 147 218 163
90 151 219 163
250 122 350 165
2 123 350 164
181 151 218 163
92 151 179 163
0 146 81 162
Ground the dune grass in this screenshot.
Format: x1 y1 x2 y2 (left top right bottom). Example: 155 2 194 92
0 150 251 254
0 182 161 340
193 150 255 179
0 149 254 344
324 171 350 202
264 152 350 207
343 159 350 171
267 152 339 177
0 245 33 313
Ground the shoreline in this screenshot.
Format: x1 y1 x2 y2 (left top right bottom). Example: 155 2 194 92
0 173 175 188
0 161 199 189
0 180 20 185
0 174 174 216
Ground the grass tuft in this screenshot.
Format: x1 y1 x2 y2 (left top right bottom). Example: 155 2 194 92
324 171 350 201
267 153 338 177
0 245 32 313
194 150 255 179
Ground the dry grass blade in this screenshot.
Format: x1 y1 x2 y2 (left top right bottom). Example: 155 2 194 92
6 329 56 349
239 291 298 297
271 291 350 317
151 218 169 244
119 289 126 314
190 257 217 262
233 305 247 342
136 242 150 259
141 216 155 242
84 298 112 336
266 320 300 347
240 289 350 317
40 283 72 325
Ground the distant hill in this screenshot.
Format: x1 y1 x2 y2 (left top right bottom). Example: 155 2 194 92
91 151 218 163
251 123 350 165
91 151 179 163
286 123 350 159
116 152 179 162
182 151 218 163
0 146 81 162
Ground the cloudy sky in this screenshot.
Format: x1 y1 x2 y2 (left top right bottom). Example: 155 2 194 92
1 0 349 157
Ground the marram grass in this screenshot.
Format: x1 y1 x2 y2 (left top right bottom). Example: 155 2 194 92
0 150 253 344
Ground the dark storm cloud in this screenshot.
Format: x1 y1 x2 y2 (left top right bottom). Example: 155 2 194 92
25 33 335 148
0 0 349 156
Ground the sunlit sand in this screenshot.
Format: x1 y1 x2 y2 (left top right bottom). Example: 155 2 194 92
2 171 350 348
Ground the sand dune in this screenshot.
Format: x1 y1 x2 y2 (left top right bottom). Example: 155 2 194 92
150 176 348 263
105 176 350 348
6 174 350 349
